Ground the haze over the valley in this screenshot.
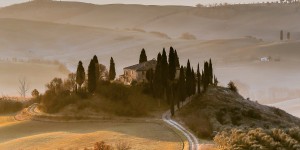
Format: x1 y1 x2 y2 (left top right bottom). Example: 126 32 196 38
0 0 299 118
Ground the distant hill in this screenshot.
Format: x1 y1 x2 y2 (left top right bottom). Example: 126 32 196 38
177 86 300 139
0 1 300 40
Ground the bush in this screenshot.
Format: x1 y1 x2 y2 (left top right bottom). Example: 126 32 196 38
243 109 262 119
214 128 300 150
116 141 131 150
0 98 23 114
227 81 238 93
96 81 130 102
94 141 114 150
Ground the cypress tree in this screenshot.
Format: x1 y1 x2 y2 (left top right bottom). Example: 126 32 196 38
178 66 186 105
191 68 196 95
88 59 96 93
154 53 162 95
139 48 148 63
287 32 291 40
154 53 163 106
203 61 209 91
161 48 169 101
209 59 213 85
76 61 85 90
197 63 201 94
186 60 192 96
174 50 180 68
280 30 284 41
93 55 100 81
109 57 116 81
169 85 175 116
168 47 176 81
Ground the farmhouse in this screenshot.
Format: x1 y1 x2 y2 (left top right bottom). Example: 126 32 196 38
120 59 157 84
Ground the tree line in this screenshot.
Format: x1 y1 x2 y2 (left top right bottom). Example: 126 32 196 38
141 47 217 116
76 56 116 94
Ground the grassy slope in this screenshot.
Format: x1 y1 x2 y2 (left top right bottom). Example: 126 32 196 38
177 86 300 139
0 119 182 150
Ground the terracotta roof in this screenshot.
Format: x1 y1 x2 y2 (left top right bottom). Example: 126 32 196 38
124 59 156 71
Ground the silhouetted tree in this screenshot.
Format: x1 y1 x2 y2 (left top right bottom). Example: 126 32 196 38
168 47 176 81
280 30 284 41
191 68 196 95
93 55 100 81
228 81 238 93
76 61 85 90
174 50 180 68
209 59 213 84
186 60 192 96
154 53 163 106
214 75 219 86
31 89 39 98
139 48 148 63
146 68 154 95
169 85 175 116
287 32 291 40
109 57 116 81
88 59 96 93
161 48 169 101
178 66 186 105
203 61 209 91
197 63 201 94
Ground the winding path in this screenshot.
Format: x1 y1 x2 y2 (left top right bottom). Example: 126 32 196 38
162 98 199 150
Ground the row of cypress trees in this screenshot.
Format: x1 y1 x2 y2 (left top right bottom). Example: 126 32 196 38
75 55 116 94
142 47 216 116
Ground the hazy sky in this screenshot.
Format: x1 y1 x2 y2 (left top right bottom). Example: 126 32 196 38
0 0 278 7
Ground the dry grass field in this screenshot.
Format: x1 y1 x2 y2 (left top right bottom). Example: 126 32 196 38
0 115 183 150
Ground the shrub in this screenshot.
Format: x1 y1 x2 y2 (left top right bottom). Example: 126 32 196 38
227 81 238 93
94 141 114 150
243 109 262 119
116 141 131 150
214 128 300 150
0 98 23 114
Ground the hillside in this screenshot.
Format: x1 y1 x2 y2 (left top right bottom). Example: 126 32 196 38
0 1 300 40
177 86 300 139
0 1 299 117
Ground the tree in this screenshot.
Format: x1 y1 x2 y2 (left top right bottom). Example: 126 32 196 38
109 57 116 81
161 48 169 101
169 85 175 116
178 66 186 106
154 53 163 106
46 78 63 94
197 63 201 94
139 48 148 63
64 73 77 92
209 59 213 84
18 77 30 98
203 61 209 91
88 59 96 93
228 81 238 93
168 47 176 81
186 60 192 96
99 64 108 80
191 68 196 95
280 30 284 41
174 50 180 68
214 75 219 86
146 68 154 95
287 32 291 40
93 55 100 81
76 61 85 90
31 89 39 98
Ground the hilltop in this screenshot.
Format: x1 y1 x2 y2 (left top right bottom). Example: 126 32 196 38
177 86 300 139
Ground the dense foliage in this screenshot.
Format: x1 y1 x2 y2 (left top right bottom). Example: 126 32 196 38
214 128 300 150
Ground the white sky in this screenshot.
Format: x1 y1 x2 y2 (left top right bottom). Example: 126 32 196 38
0 0 278 7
